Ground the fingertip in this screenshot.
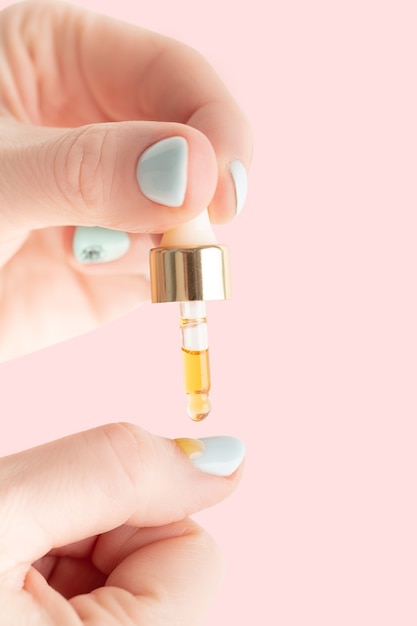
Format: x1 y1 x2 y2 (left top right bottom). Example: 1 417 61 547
208 158 250 224
229 159 249 216
188 105 253 224
102 123 219 234
72 225 131 264
174 436 246 478
184 128 219 218
137 127 218 234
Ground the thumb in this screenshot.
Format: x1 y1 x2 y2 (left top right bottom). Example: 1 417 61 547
0 423 245 571
0 119 218 236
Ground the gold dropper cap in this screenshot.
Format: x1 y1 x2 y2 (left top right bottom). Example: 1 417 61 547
149 244 231 303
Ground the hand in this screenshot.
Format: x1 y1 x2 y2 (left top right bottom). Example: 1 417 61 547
0 423 245 625
0 1 252 360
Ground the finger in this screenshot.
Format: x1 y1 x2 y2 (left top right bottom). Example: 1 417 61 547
63 227 157 277
0 120 218 239
25 522 224 626
0 424 245 574
0 1 252 222
35 519 225 626
80 13 253 223
70 520 225 626
78 13 253 221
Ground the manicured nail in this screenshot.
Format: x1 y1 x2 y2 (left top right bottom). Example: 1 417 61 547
73 226 130 263
229 160 248 215
136 136 188 207
175 436 245 477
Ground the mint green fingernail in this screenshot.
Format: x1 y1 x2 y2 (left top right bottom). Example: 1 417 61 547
73 226 130 263
176 436 245 476
229 160 248 215
136 136 188 207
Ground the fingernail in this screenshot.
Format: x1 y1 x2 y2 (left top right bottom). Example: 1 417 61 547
175 436 245 477
73 226 130 263
229 160 248 215
136 136 188 207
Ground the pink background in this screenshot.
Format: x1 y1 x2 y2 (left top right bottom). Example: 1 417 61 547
1 0 416 624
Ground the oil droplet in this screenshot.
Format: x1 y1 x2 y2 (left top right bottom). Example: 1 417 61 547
186 393 211 422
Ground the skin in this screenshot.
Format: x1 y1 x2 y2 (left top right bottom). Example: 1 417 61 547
0 423 244 625
0 1 252 624
0 0 252 360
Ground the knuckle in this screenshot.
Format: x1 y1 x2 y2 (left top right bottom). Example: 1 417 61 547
53 125 118 219
99 423 158 496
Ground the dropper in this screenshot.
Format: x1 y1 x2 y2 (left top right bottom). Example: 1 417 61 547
149 209 231 421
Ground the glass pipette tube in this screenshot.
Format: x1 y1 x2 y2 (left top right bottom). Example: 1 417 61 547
180 300 211 421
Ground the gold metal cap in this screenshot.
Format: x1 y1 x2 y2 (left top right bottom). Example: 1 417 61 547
149 244 231 303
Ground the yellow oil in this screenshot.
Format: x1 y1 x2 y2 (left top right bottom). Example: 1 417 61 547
182 348 211 421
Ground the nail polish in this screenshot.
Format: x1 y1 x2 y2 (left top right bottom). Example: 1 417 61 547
175 436 245 476
229 160 248 215
136 136 188 207
73 226 130 263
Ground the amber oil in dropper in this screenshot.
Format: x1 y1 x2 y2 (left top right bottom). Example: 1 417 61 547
180 301 211 421
181 349 211 421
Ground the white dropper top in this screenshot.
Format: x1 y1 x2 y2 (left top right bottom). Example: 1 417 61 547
160 208 217 247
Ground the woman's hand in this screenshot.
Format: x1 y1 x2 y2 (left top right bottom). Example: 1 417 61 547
0 423 245 625
0 1 252 360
